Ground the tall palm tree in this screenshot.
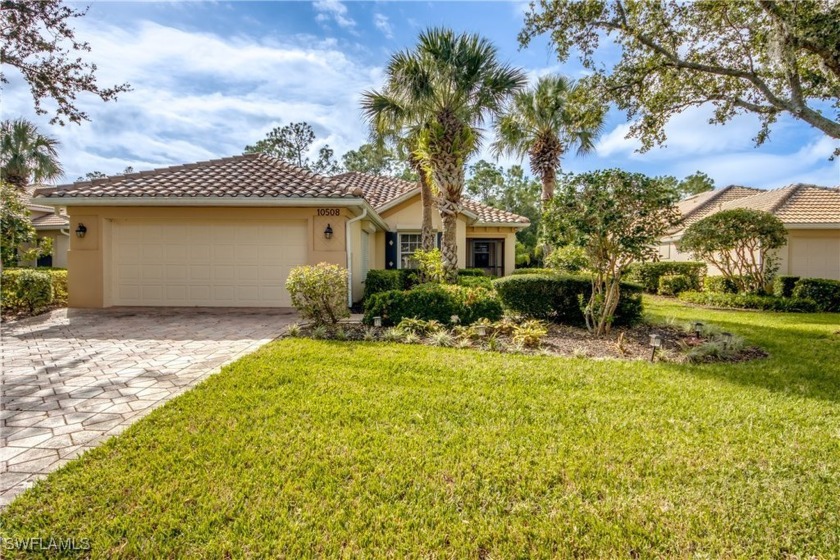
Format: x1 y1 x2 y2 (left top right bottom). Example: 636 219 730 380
362 28 526 280
492 75 606 204
0 119 63 190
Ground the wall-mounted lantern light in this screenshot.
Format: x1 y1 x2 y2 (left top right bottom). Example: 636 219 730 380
75 223 87 238
324 224 333 239
649 333 662 361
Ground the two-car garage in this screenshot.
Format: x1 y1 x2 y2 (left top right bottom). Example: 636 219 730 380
109 219 308 307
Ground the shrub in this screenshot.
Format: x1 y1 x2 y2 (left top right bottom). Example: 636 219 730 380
458 268 488 277
791 278 840 312
511 268 556 276
457 275 493 289
626 261 706 293
49 269 68 305
703 275 740 294
493 274 643 326
545 245 589 274
657 274 692 296
285 263 350 325
364 270 403 300
773 276 800 298
364 284 502 327
678 291 819 312
1 268 54 313
512 320 548 348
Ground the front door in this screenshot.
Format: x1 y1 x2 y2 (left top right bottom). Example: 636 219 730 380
469 239 504 276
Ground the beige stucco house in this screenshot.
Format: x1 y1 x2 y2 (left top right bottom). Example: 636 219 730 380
32 154 529 308
659 184 840 280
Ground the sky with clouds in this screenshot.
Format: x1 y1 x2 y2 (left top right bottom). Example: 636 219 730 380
3 0 838 189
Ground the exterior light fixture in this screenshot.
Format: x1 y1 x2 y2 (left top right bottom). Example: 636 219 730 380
450 315 461 325
476 325 487 337
721 332 732 348
373 316 382 328
694 322 704 338
75 223 87 238
649 333 662 361
324 224 333 239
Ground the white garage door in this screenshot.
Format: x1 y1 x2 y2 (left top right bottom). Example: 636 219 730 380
111 219 308 307
789 236 840 280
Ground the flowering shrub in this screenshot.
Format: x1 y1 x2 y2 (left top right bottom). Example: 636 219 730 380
285 263 350 325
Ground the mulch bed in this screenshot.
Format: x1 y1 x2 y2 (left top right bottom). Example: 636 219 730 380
292 321 767 364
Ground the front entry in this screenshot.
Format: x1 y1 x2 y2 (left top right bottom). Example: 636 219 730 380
468 239 504 277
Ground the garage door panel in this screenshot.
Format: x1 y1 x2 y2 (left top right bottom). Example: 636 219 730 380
112 219 306 307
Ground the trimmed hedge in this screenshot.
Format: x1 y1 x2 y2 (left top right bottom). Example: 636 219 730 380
363 284 502 326
703 275 740 294
791 278 840 312
773 276 800 298
657 274 692 296
626 261 706 293
363 269 420 300
457 275 493 289
511 268 556 276
1 268 55 313
458 268 488 277
678 291 819 312
492 273 643 326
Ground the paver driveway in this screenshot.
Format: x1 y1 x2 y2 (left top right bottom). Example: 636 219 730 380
0 307 295 506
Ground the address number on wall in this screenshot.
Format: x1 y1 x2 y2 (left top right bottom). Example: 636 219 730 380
317 208 341 216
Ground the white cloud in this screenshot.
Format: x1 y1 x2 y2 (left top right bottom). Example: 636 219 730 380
313 0 356 29
373 13 393 39
2 18 383 181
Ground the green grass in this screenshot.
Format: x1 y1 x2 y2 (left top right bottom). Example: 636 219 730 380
2 298 839 558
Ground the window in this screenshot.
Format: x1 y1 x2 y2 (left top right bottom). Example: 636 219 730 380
399 233 423 269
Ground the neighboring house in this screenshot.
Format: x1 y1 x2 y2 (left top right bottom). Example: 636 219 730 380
660 184 840 280
24 186 70 268
32 154 529 308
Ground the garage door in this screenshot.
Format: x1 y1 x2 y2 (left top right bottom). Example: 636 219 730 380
789 236 840 280
111 219 307 307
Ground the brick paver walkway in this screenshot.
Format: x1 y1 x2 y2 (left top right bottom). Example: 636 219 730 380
0 307 295 507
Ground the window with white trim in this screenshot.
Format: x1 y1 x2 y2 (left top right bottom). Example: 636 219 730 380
398 233 438 269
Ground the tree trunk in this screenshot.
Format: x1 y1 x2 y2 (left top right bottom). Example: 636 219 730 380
540 166 556 206
431 158 464 283
411 157 436 252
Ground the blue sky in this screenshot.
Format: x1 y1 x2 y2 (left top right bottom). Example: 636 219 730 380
3 0 838 189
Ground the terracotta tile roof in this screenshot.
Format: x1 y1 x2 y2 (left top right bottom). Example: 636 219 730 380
335 172 415 207
37 154 359 200
31 212 69 228
718 184 840 224
676 185 762 226
334 171 530 225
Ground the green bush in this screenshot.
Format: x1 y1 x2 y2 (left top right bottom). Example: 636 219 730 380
511 268 556 276
703 275 740 294
678 291 819 312
457 275 493 289
285 263 350 325
657 274 692 296
49 269 68 305
626 261 706 293
458 268 488 277
363 269 421 300
493 274 642 326
1 268 54 313
791 278 840 312
363 284 501 327
773 276 800 298
545 245 589 274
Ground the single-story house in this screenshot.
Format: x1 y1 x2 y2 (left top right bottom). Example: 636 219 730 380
23 186 70 268
659 184 840 280
32 154 529 308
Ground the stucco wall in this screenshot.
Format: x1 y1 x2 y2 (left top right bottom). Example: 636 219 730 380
66 206 353 308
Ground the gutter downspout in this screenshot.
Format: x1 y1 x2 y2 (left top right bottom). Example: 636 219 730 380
345 209 367 308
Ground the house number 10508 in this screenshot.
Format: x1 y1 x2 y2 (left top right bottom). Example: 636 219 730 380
317 209 341 216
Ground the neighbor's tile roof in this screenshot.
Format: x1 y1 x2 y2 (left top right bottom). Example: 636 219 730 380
37 154 359 199
676 185 762 226
334 171 530 225
31 213 69 228
718 184 840 224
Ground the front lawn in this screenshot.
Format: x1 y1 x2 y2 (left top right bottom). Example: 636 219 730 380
2 298 839 558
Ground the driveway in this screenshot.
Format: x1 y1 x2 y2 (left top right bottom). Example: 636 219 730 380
0 307 295 507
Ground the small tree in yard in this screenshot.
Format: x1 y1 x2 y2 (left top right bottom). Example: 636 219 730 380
678 209 787 294
285 263 350 325
544 169 679 335
1 182 52 268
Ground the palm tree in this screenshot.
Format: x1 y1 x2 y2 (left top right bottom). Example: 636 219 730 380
362 28 526 280
0 119 63 190
492 75 606 204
